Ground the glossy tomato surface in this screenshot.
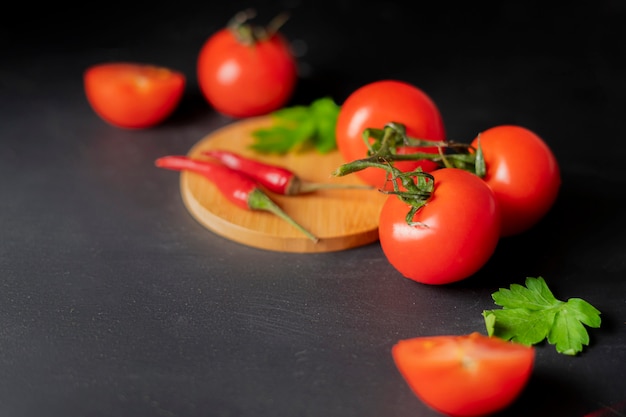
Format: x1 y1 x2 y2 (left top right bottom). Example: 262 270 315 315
84 63 185 129
472 125 561 236
335 80 446 187
392 333 535 417
197 28 297 118
379 168 500 285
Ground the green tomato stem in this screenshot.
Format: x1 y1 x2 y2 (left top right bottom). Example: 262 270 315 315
333 122 486 179
332 123 436 218
330 122 489 225
228 9 290 45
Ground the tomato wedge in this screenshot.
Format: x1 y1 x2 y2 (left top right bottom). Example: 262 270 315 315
392 333 535 417
84 62 186 129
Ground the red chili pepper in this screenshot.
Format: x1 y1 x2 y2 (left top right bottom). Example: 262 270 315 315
202 149 372 195
155 155 318 242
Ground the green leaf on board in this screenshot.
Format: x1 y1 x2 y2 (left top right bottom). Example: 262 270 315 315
250 97 340 154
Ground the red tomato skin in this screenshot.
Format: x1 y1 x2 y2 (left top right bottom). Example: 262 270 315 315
84 63 185 129
472 125 561 236
335 80 446 187
392 333 535 417
379 168 500 285
197 28 297 118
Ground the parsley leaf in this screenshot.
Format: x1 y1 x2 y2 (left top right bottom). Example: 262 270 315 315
250 97 340 154
482 277 601 355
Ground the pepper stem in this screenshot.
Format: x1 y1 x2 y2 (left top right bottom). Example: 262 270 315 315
288 178 374 195
247 188 319 243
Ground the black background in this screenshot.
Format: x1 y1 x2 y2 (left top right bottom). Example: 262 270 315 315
1 1 625 416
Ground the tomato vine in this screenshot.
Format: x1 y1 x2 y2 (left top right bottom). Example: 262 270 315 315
331 122 489 225
333 121 560 237
226 8 290 45
333 121 486 180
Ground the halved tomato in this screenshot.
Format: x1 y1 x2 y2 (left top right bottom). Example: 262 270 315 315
84 62 186 129
392 333 535 417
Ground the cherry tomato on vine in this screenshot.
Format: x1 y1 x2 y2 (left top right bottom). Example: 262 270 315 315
378 168 500 285
84 63 185 129
472 125 561 236
197 10 297 118
335 80 446 187
392 333 535 417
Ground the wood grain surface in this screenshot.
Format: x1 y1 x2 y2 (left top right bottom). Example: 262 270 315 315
180 116 387 253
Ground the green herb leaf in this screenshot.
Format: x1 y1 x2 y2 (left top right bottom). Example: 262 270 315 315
250 97 340 154
483 277 601 355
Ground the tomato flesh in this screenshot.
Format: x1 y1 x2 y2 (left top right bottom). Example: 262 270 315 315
84 63 185 129
379 168 500 285
335 80 446 187
392 333 535 417
197 28 297 118
472 125 561 236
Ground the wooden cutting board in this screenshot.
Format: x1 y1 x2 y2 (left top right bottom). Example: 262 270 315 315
180 116 387 253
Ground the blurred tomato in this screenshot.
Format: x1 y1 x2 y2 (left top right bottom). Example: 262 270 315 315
197 11 297 118
393 333 535 417
84 62 185 129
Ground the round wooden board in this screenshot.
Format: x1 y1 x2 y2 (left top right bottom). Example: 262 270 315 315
180 116 387 253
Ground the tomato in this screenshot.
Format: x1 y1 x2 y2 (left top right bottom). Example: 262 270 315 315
379 168 500 285
392 333 535 417
471 125 560 236
84 63 185 129
335 80 446 187
197 14 297 118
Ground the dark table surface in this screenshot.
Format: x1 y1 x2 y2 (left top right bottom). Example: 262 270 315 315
1 1 625 416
